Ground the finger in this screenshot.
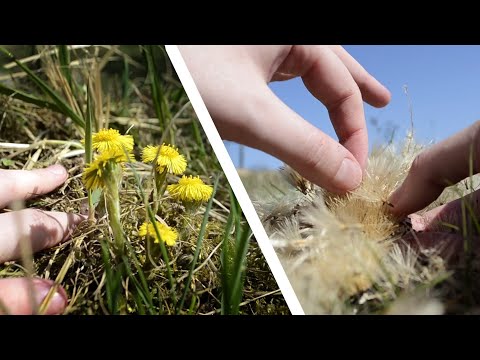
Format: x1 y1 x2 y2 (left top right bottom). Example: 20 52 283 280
179 45 362 192
0 165 68 208
270 72 297 82
408 189 480 234
226 83 363 193
405 198 480 265
328 45 391 108
389 121 480 217
0 277 67 315
0 209 86 263
297 46 369 169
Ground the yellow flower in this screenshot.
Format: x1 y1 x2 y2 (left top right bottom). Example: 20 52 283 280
138 221 178 246
142 144 187 175
90 128 134 153
167 175 213 203
83 149 135 190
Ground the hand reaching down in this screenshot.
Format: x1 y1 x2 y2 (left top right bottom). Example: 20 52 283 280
0 165 85 315
390 121 480 261
178 45 391 194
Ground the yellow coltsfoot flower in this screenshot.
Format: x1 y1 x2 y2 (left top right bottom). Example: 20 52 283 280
167 175 213 203
83 149 135 191
142 144 187 175
138 221 178 246
91 128 134 153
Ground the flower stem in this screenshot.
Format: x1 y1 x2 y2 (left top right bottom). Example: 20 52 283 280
145 236 159 270
104 162 126 256
153 169 167 214
88 190 95 222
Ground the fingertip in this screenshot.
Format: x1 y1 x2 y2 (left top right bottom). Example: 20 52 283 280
0 166 70 208
379 86 392 107
45 164 68 181
330 158 363 193
32 278 68 315
371 85 392 108
71 213 88 225
30 164 68 187
387 187 405 218
340 127 369 171
45 211 88 243
0 278 67 315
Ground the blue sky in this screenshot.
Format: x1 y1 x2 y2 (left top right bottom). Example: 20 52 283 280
226 45 480 169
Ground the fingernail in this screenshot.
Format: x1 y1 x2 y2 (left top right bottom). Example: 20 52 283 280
408 213 427 232
73 213 88 224
33 279 67 315
333 158 362 191
45 164 67 177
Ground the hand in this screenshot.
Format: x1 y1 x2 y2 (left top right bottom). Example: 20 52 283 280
390 122 480 261
178 45 391 193
0 165 85 315
390 121 480 217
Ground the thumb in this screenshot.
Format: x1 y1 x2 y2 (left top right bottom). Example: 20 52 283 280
225 84 363 193
0 278 67 315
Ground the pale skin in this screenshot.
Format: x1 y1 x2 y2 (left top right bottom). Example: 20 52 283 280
390 121 480 261
179 45 480 258
178 45 391 193
1 47 478 313
0 165 85 315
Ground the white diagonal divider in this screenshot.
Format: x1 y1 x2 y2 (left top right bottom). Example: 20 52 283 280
166 45 304 315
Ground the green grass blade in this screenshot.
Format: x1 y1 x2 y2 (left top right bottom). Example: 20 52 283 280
121 56 131 116
100 240 120 314
57 45 72 89
0 83 62 112
146 197 176 297
121 255 155 314
124 240 154 308
176 175 220 314
220 196 236 315
126 159 176 298
191 118 206 157
85 85 95 220
0 46 85 129
188 295 198 315
154 46 173 129
122 56 129 101
229 226 252 314
143 45 166 130
221 188 252 314
463 144 475 304
133 292 146 315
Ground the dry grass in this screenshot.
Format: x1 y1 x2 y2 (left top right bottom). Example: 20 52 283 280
242 137 480 315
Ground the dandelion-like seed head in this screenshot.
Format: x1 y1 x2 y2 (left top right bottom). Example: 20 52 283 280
82 149 135 191
142 144 187 175
138 221 178 246
91 128 134 153
167 175 213 203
